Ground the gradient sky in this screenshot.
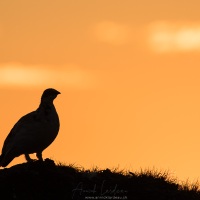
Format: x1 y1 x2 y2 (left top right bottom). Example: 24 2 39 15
0 0 200 182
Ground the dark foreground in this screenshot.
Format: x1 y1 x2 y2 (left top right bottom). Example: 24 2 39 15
0 159 199 200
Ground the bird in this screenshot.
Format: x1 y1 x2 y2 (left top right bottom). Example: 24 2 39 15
0 88 60 167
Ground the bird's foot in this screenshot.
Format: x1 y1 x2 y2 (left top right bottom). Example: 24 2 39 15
36 152 43 161
24 154 36 162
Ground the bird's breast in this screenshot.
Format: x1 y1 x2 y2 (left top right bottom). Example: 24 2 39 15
35 105 60 142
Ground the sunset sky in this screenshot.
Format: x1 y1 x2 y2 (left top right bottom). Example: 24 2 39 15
0 0 200 182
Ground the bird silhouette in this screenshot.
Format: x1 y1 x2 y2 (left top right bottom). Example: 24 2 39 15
0 88 60 167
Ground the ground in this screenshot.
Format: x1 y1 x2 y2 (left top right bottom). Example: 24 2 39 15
0 159 199 200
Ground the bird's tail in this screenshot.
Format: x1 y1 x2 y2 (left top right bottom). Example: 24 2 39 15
0 154 3 166
0 152 16 167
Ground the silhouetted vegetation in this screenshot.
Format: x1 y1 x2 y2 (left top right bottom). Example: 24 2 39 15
0 159 199 200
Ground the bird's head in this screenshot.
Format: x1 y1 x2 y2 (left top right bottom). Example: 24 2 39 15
41 88 61 103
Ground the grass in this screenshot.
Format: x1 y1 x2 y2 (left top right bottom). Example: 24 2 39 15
0 159 199 200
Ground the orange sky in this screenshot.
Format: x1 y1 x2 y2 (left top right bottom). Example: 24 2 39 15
0 0 200 182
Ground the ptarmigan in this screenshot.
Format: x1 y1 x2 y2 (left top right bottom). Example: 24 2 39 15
0 88 60 167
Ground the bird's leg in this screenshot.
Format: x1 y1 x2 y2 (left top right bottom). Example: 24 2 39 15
36 152 43 161
25 154 33 162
